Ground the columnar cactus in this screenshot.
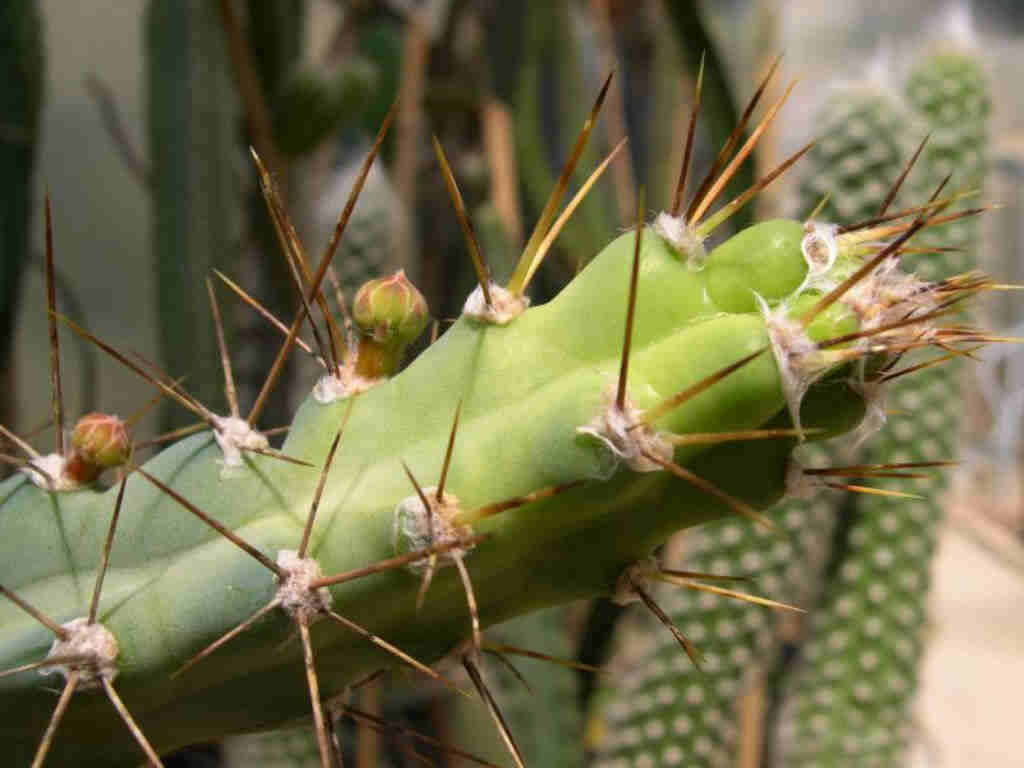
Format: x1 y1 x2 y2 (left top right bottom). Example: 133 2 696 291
0 68 1004 768
776 45 990 767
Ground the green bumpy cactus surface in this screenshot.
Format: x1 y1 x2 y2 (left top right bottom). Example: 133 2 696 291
0 208 961 765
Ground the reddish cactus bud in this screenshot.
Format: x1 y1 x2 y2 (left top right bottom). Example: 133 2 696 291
353 270 429 347
71 412 129 469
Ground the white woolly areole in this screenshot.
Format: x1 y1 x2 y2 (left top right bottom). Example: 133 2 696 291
652 212 707 270
275 550 332 624
800 221 839 290
392 486 474 573
21 453 78 492
312 370 377 404
42 617 118 688
462 283 530 325
577 391 673 474
847 375 889 451
211 415 269 471
613 558 659 606
757 294 836 439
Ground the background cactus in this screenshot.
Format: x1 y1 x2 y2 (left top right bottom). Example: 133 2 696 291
2 4 1015 767
0 0 43 432
775 44 990 767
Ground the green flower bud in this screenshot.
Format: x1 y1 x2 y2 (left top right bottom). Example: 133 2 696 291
353 270 429 347
71 412 129 469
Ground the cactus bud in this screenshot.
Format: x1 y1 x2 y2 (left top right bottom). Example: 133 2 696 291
71 413 129 469
353 270 429 346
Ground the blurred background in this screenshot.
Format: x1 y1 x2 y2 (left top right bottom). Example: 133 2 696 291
3 0 1024 765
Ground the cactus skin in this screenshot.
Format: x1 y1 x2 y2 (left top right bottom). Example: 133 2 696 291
775 48 989 767
0 191 983 768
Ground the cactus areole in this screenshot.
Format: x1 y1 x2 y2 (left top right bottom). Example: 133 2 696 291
0 206 994 766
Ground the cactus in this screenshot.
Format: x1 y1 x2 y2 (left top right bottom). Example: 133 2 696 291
775 46 990 767
0 61 1005 768
146 0 242 430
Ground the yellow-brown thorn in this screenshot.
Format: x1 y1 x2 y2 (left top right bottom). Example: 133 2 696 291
806 190 832 221
0 584 70 641
453 480 585 526
433 136 493 307
206 276 239 418
0 654 91 680
685 53 783 222
171 599 281 680
310 535 486 590
132 466 284 577
400 460 438 611
798 205 934 329
462 653 527 768
669 51 705 216
616 188 646 411
631 348 766 429
877 132 931 217
213 269 319 361
659 568 748 583
251 148 341 375
0 454 54 485
338 705 503 768
629 576 702 669
55 313 212 425
836 188 977 235
298 399 354 559
482 642 601 673
666 427 817 446
485 647 533 693
453 553 481 654
507 71 614 296
31 671 79 768
324 610 466 696
641 449 773 530
877 346 980 383
655 572 804 613
695 138 815 237
297 620 332 768
689 78 798 226
521 137 628 293
436 401 462 503
88 475 127 625
100 677 164 767
0 423 40 459
44 194 64 456
825 482 923 499
249 97 398 425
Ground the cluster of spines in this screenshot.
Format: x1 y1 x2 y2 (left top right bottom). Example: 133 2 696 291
591 46 999 768
776 45 992 767
0 55 1010 768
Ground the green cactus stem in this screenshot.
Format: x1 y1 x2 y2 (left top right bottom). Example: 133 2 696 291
0 194 980 766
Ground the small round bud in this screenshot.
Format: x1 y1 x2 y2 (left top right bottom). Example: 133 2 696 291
71 413 129 469
353 270 429 346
